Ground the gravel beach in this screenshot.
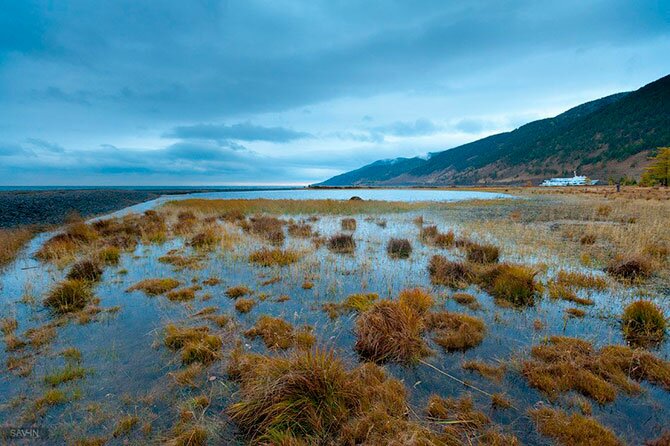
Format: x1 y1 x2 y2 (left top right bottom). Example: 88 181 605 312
0 189 194 228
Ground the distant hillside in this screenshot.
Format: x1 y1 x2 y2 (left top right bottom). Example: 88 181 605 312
318 74 670 186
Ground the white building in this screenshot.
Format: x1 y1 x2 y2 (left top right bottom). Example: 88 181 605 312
540 172 598 186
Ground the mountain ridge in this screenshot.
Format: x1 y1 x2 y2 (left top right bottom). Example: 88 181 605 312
317 74 670 186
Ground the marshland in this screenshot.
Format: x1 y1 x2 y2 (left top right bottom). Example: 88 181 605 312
0 187 669 445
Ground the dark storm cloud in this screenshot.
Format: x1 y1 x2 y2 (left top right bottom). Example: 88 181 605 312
1 0 669 184
167 123 312 142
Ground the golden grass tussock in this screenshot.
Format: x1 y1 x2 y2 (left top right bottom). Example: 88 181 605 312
66 259 103 282
96 246 121 265
547 280 594 305
202 277 221 286
0 227 33 267
34 388 67 410
159 253 202 270
164 324 223 365
127 278 180 295
397 288 434 314
45 279 93 314
386 238 412 259
354 300 430 364
287 221 314 238
530 407 622 446
462 360 506 382
522 336 670 404
44 363 87 386
426 394 519 445
166 286 201 302
606 255 653 282
242 215 286 245
341 217 357 231
249 247 300 267
113 415 139 437
188 226 221 250
170 362 205 388
566 307 586 318
478 263 539 307
0 317 18 335
244 316 295 349
327 233 356 254
235 298 256 313
428 255 472 288
225 285 252 298
452 292 481 310
556 270 608 290
165 425 208 446
227 348 441 445
465 242 500 264
35 233 80 263
621 300 666 346
425 311 486 351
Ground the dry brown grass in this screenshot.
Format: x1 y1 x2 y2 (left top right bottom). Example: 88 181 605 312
225 285 252 298
341 218 357 231
227 349 441 445
606 255 653 282
45 279 93 314
164 324 222 365
235 298 256 314
397 288 434 314
249 248 301 267
530 407 622 446
66 259 103 282
462 360 506 382
425 311 486 351
386 238 412 259
451 292 481 310
287 221 313 238
621 300 666 347
354 300 430 364
522 336 670 404
327 233 356 254
241 215 285 245
244 316 295 350
166 286 201 302
426 394 519 445
0 227 33 267
465 242 500 264
127 278 180 296
428 255 471 288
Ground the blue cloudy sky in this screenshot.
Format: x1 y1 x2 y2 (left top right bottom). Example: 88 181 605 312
1 0 669 185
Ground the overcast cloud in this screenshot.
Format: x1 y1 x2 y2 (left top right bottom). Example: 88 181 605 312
1 0 669 185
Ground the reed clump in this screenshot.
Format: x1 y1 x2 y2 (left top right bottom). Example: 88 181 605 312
522 336 670 403
621 300 666 346
235 298 256 314
452 292 480 310
606 255 652 282
327 233 356 254
354 300 430 364
425 311 486 351
166 286 201 302
242 215 286 245
188 226 221 250
397 288 434 314
66 259 103 282
426 394 519 445
244 316 296 349
287 221 313 238
465 242 500 264
164 324 222 365
462 360 506 382
225 285 252 298
428 255 472 288
127 278 180 296
45 279 93 314
386 238 412 259
530 407 622 446
227 349 439 445
249 248 300 266
341 218 357 231
478 263 539 307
